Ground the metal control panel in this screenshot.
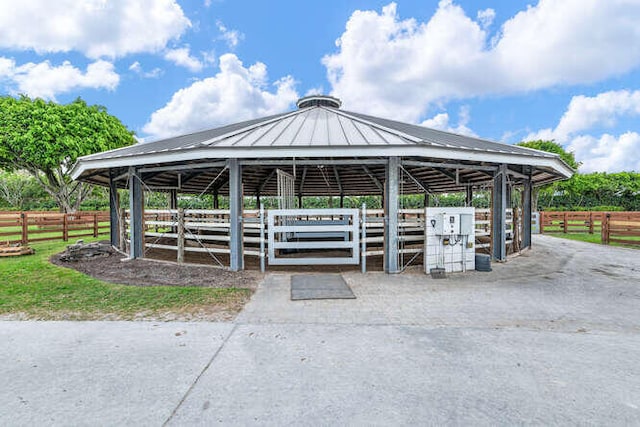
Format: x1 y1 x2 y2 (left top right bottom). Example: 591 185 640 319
442 213 460 235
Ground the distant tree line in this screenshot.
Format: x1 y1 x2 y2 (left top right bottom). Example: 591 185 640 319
2 168 637 212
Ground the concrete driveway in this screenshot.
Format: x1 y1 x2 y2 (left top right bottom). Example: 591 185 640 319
2 235 640 425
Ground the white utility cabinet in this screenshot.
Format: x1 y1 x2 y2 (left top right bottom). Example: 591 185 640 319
425 207 476 275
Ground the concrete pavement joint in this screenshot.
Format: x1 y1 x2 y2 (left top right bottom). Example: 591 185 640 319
162 323 239 426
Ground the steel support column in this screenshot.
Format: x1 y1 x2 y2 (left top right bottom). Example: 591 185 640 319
492 164 507 261
384 156 400 273
466 186 473 207
128 166 144 259
228 159 243 271
109 169 120 247
522 178 532 249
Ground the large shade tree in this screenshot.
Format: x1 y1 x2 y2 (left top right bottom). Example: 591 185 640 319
0 96 134 212
516 140 580 211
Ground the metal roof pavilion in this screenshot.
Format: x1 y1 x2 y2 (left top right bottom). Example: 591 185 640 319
72 95 573 270
72 95 573 196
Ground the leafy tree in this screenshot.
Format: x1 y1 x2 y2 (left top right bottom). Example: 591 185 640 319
0 170 47 210
516 140 579 211
0 95 134 212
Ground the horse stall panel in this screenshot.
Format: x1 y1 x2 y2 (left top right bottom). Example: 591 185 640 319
142 209 232 266
268 209 359 265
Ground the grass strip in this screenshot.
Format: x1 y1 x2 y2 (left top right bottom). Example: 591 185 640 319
0 238 251 320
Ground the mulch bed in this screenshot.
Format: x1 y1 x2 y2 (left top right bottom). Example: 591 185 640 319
51 244 262 289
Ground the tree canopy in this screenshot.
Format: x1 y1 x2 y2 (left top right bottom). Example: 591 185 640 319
0 95 134 212
516 140 580 170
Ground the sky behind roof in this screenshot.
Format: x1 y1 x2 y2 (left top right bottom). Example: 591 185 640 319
1 0 639 173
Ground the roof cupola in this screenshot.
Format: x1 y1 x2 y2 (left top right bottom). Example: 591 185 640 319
296 95 342 109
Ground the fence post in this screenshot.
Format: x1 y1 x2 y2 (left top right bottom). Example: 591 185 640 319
361 203 367 274
259 205 265 273
539 211 544 234
588 212 594 234
177 208 185 264
93 213 99 237
21 212 28 244
563 211 568 233
601 213 610 245
118 208 127 252
62 214 68 241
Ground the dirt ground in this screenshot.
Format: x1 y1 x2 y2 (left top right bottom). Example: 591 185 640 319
51 246 262 290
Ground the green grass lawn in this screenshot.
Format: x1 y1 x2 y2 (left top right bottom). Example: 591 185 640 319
546 232 640 248
0 238 252 320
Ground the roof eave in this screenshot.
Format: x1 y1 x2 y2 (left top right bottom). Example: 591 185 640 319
72 144 574 182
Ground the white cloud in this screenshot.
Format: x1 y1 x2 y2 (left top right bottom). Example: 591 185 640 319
527 90 640 143
568 133 640 173
143 53 298 138
0 58 119 99
216 21 244 49
323 1 640 123
304 87 325 97
476 8 495 29
420 106 477 137
129 61 163 79
524 90 640 172
164 47 203 72
0 0 190 58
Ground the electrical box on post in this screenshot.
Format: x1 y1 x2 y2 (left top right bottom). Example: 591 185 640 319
459 214 474 235
441 213 460 235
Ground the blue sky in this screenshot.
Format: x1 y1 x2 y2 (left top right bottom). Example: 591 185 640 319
1 0 639 173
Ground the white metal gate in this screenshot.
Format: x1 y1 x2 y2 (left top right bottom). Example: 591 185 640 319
267 209 360 265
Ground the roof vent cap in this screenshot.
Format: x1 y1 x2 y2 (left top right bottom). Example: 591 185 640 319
296 95 341 109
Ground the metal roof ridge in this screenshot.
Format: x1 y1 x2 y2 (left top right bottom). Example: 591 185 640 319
198 108 307 147
326 107 424 144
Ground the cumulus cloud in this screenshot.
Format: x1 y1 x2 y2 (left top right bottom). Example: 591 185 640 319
129 61 163 79
476 8 495 29
216 21 244 49
323 1 640 123
527 90 640 143
0 0 190 58
524 90 640 172
164 47 203 72
143 53 298 138
568 133 640 173
0 58 119 99
420 106 477 137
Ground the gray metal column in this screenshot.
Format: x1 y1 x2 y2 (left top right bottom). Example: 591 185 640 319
128 166 144 259
522 178 532 249
384 156 400 273
109 169 120 247
228 159 243 271
466 186 473 206
492 164 507 261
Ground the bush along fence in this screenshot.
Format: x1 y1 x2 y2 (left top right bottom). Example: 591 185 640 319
0 211 110 245
540 210 640 247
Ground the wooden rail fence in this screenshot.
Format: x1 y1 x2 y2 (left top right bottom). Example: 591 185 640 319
601 212 640 246
0 211 110 244
540 210 640 247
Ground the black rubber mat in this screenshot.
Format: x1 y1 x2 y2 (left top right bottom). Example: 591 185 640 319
290 274 356 300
